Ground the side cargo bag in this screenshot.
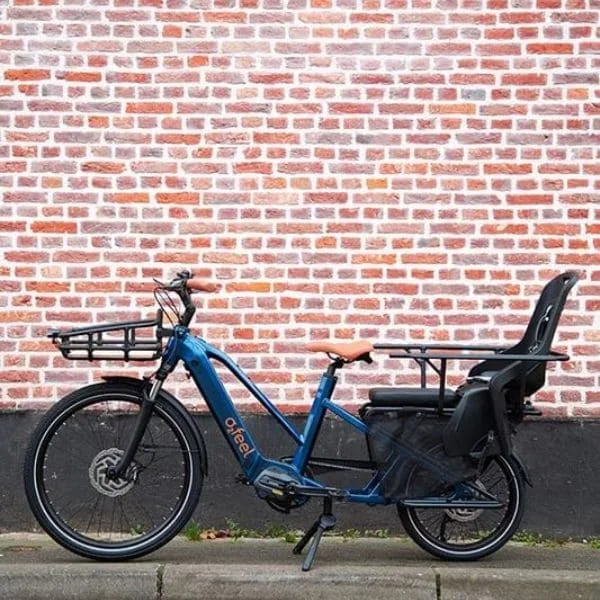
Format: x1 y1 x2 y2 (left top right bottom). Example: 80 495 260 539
361 388 495 501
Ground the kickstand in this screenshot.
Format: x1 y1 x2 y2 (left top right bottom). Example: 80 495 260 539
292 496 336 571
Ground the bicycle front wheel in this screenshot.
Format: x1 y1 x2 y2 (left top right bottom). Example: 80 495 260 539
24 381 203 560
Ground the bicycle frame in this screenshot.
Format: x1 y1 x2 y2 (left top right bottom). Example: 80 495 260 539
162 326 381 499
156 325 501 509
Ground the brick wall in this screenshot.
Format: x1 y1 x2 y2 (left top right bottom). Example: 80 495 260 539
0 0 598 416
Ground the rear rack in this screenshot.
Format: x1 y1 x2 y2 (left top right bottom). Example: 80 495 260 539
48 310 164 362
372 342 570 420
374 342 568 392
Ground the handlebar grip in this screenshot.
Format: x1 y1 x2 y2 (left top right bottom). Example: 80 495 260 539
186 279 220 293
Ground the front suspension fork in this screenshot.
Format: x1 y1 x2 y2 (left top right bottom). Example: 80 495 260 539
107 378 163 480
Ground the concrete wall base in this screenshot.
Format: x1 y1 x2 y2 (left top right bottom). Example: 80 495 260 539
3 412 598 537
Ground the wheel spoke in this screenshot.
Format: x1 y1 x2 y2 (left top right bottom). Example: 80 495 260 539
84 494 102 534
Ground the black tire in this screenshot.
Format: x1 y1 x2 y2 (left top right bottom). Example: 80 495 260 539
23 381 204 560
398 454 525 561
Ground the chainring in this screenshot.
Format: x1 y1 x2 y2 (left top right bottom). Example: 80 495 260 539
261 458 313 513
265 494 311 514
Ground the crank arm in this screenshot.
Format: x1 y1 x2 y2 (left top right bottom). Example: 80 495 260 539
287 485 349 500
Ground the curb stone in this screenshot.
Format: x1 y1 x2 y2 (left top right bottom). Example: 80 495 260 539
435 567 600 600
4 563 600 600
3 536 600 599
161 564 437 600
0 563 160 600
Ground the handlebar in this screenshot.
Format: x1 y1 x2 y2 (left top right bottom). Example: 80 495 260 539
156 270 220 328
187 279 220 293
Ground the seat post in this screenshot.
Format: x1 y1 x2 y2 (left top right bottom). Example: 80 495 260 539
293 357 344 474
326 357 345 377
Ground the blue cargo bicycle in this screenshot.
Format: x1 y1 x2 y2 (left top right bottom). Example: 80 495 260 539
24 270 578 570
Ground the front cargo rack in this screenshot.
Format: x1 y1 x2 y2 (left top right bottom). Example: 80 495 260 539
48 310 164 362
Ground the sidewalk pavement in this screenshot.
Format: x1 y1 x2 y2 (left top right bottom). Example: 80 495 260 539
1 533 600 599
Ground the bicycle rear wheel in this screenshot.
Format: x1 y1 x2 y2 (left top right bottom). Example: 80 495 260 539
24 381 203 560
398 453 525 560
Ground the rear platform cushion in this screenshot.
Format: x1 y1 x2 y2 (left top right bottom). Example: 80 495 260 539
368 387 457 408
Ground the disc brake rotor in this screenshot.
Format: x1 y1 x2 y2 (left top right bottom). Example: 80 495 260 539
88 448 135 497
445 480 486 522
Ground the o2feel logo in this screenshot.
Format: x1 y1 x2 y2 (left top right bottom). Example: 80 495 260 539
224 417 256 459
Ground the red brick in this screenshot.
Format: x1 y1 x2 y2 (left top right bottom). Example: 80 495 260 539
106 193 150 203
504 253 552 265
31 221 77 233
477 43 522 55
0 370 40 383
53 252 100 263
329 103 374 114
534 223 580 236
249 73 294 84
233 163 273 174
373 283 419 294
188 55 209 67
162 25 182 37
427 43 471 55
5 251 49 263
26 282 70 292
82 162 125 174
156 192 199 204
402 254 448 264
506 194 553 204
501 73 547 85
0 221 26 232
75 282 120 293
126 102 173 113
305 193 347 204
155 134 201 144
351 254 396 264
254 132 299 144
60 71 102 82
527 43 574 54
557 254 600 265
0 310 42 323
500 12 544 24
155 253 198 263
204 12 247 22
5 69 50 81
430 103 476 114
482 224 529 235
484 164 532 174
380 104 425 114
204 253 248 264
88 116 109 128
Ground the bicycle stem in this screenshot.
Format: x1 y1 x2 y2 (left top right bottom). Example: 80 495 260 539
108 379 164 480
